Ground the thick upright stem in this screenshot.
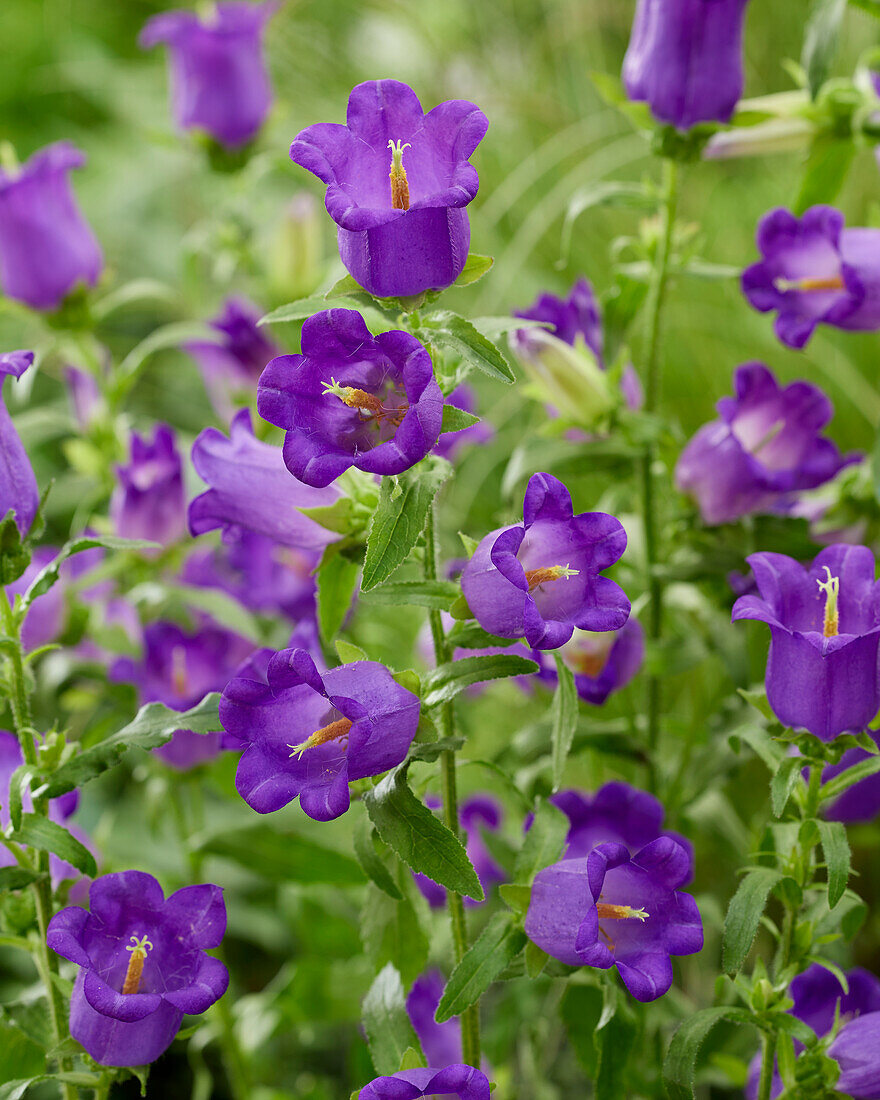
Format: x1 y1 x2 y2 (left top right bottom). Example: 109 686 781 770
757 1030 777 1100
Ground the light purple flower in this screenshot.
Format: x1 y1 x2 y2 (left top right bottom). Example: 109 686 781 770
358 1065 491 1100
434 384 493 461
414 794 506 909
111 424 186 546
829 1012 880 1099
535 617 644 705
0 351 39 536
64 365 104 431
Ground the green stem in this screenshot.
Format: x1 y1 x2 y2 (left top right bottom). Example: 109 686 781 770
424 503 481 1069
804 763 822 821
757 1029 777 1100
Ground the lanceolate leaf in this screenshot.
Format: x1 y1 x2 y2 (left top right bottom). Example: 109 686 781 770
316 549 361 642
820 755 880 804
11 815 96 878
435 913 527 1022
770 756 802 817
440 405 480 434
353 816 404 900
362 964 423 1075
663 1006 755 1100
21 535 158 611
360 580 460 611
817 819 851 908
550 655 578 791
722 867 784 973
422 654 539 708
514 799 568 885
801 0 847 99
423 311 515 384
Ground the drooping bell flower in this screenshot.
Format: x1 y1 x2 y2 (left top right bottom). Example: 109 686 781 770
0 143 103 312
220 648 420 821
675 363 858 525
189 408 340 551
829 1012 880 1099
535 617 644 705
0 351 39 536
111 424 186 546
819 730 880 823
733 545 880 740
358 1065 491 1100
258 309 444 488
110 619 254 769
289 79 488 298
742 206 880 349
139 2 278 150
524 838 702 1002
622 0 750 131
47 871 228 1067
461 472 630 650
6 547 65 651
414 794 506 908
434 384 493 462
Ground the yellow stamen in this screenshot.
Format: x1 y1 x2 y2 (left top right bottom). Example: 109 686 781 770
774 274 845 293
288 716 353 757
388 139 411 211
322 378 408 427
123 934 153 995
524 564 579 592
817 565 840 638
596 903 649 922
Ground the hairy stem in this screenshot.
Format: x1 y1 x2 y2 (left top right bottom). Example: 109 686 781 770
757 1029 777 1100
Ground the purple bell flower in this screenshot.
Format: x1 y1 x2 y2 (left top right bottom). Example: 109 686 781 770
434 384 493 462
524 838 703 1002
675 363 857 525
515 278 604 362
622 0 750 131
258 309 444 488
0 143 102 312
189 408 340 551
406 970 466 1069
111 424 186 547
829 1012 880 1099
47 870 228 1067
0 351 39 535
535 617 645 705
289 79 488 298
220 648 420 821
460 472 630 650
742 206 880 349
358 1065 491 1100
413 794 506 909
139 2 278 150
6 546 65 651
733 545 880 740
820 730 880 823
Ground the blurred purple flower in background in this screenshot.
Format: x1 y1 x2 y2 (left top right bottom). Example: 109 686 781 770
820 730 880 823
0 351 39 535
111 424 186 546
535 617 644 705
64 365 105 431
6 547 65 651
434 384 492 461
414 794 506 908
829 1011 880 1099
406 971 468 1069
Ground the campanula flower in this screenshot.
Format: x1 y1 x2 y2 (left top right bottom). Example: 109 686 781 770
535 617 644 705
414 794 506 908
820 730 880 823
515 278 604 362
829 1012 880 1099
289 79 488 298
434 384 493 461
258 309 444 487
406 971 466 1069
47 871 228 1067
461 472 630 650
358 1065 491 1100
111 424 186 546
0 351 39 535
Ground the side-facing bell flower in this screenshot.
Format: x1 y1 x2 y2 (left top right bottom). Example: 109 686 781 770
675 363 858 525
220 648 420 821
524 838 702 1002
819 730 880 823
0 351 39 535
0 143 102 311
47 870 228 1067
358 1065 491 1100
111 424 186 546
139 2 278 149
733 545 880 740
622 0 750 131
258 309 444 488
828 1012 880 1099
414 794 506 908
535 617 644 705
461 472 630 650
289 79 488 298
742 206 880 349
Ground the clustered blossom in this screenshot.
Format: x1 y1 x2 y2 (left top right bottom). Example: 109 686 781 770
111 424 187 547
0 351 39 535
414 794 506 908
358 1065 491 1100
535 617 644 705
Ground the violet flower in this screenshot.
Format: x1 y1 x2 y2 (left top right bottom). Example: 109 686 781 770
64 365 104 431
675 363 857 526
622 0 750 131
829 1012 880 1099
6 547 65 652
0 142 102 312
414 794 506 908
434 384 493 462
289 79 488 298
742 206 880 349
515 278 604 362
524 838 702 1001
220 648 420 821
0 351 39 535
140 2 277 149
189 408 340 551
733 545 880 740
820 730 880 823
111 424 186 547
406 970 466 1069
358 1066 491 1100
460 472 630 650
535 617 645 705
47 870 228 1067
258 308 444 488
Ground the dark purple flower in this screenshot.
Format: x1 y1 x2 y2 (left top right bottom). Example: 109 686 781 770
622 0 750 130
742 206 880 349
140 2 277 149
0 143 102 311
111 424 186 547
524 838 702 1002
406 971 466 1069
434 384 493 461
460 472 630 650
110 619 254 769
0 351 39 535
220 648 420 821
258 309 444 488
829 1012 880 1099
189 408 340 551
358 1065 491 1100
820 730 880 823
414 794 506 909
6 546 65 651
535 617 644 705
290 79 488 298
675 363 858 526
47 870 228 1067
733 545 880 740
515 278 604 362
64 365 104 431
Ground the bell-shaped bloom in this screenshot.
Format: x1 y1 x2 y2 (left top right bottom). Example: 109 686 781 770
742 206 880 350
258 309 444 488
461 472 630 650
189 408 340 551
524 838 702 1002
515 278 604 362
139 2 277 149
414 794 506 909
358 1065 491 1100
289 79 488 298
535 617 644 705
6 546 65 651
110 619 254 769
434 384 493 462
183 298 279 419
819 730 880 823
220 648 420 821
622 0 750 131
733 545 880 740
829 1012 880 1099
111 424 186 546
47 870 228 1067
0 351 39 535
0 143 102 311
675 363 857 525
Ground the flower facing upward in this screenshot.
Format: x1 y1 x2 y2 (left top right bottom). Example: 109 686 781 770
111 424 186 546
358 1065 491 1100
461 472 630 650
258 309 444 488
0 351 39 536
535 617 645 705
47 871 228 1067
289 79 488 298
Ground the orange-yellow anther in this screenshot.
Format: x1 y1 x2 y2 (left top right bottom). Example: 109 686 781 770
322 378 385 416
596 903 649 922
817 565 840 638
123 934 153 995
524 564 579 592
388 139 411 211
288 716 353 757
775 274 845 293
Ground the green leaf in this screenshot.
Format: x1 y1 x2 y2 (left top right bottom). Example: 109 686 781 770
259 294 365 324
316 550 360 642
0 868 42 892
445 622 519 650
21 535 159 611
362 964 423 1075
0 998 52 1051
336 639 368 664
7 766 35 833
10 816 96 878
364 768 483 900
794 134 856 213
435 913 527 1022
360 880 429 987
550 655 578 791
514 800 568 885
361 457 452 592
405 736 465 764
722 868 784 973
423 311 515 385
197 824 364 885
397 1047 424 1072
422 654 539 708
817 819 851 908
771 757 803 817
440 405 480 434
524 939 550 978
820 755 880 803
453 253 494 286
353 816 403 900
596 1010 638 1100
361 580 460 611
663 1006 755 1100
802 0 847 98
